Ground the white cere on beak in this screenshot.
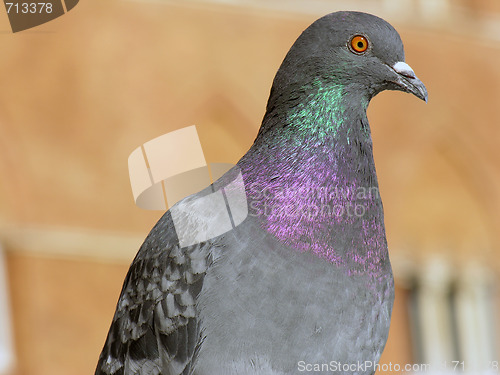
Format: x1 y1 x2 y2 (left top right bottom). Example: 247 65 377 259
392 61 416 79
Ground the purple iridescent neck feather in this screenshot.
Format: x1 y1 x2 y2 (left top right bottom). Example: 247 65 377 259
238 81 389 276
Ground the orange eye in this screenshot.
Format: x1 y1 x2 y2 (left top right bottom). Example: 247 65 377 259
350 35 369 53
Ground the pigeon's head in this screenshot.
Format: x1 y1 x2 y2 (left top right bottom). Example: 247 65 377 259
273 11 428 103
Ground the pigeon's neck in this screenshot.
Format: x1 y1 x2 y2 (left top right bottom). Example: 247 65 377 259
257 78 371 136
250 80 376 189
239 81 390 276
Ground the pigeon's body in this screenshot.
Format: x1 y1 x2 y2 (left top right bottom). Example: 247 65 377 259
96 11 427 375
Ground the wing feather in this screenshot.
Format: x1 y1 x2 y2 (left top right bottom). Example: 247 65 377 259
95 212 211 375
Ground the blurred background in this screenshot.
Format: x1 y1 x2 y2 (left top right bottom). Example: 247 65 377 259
0 0 499 374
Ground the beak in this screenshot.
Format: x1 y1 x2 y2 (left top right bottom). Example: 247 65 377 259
389 61 428 103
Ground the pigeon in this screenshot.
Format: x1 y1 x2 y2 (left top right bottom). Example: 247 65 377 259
95 11 427 375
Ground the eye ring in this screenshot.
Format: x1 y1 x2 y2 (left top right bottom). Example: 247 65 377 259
349 35 369 54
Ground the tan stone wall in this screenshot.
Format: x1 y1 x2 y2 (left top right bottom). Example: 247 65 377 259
0 1 499 374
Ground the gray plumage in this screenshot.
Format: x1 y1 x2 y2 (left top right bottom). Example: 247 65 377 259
96 11 426 375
